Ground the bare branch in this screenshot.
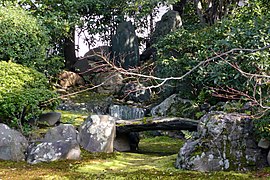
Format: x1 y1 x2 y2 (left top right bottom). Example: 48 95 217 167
45 44 270 110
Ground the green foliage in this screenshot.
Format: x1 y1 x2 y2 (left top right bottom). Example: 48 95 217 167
155 2 270 103
0 4 49 71
43 55 65 76
0 61 58 133
254 111 270 140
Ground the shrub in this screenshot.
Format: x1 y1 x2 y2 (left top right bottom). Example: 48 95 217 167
0 61 59 133
0 4 48 71
155 2 270 103
254 110 270 140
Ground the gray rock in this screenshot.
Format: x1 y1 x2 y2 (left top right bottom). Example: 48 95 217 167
26 124 81 164
74 46 111 77
79 115 116 153
44 124 78 142
258 138 270 149
27 140 81 164
151 94 198 118
114 134 131 152
119 83 151 103
176 111 267 171
0 124 28 161
109 104 146 120
92 72 123 95
112 21 140 69
128 132 140 151
150 10 182 45
267 150 270 165
38 112 61 126
84 46 111 59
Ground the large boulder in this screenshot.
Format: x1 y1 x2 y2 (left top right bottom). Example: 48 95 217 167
0 124 28 161
151 94 199 118
92 72 123 95
176 111 267 171
79 115 116 153
114 132 140 152
43 124 79 142
58 71 85 88
150 10 182 45
112 21 140 69
74 46 111 77
84 46 111 59
27 140 80 164
26 124 81 164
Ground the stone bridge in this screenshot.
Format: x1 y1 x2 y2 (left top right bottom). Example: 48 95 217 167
116 117 198 133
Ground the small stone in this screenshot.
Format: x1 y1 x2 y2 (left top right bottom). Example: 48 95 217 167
258 138 270 149
38 112 61 126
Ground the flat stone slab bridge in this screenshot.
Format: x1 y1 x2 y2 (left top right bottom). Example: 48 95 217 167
115 117 198 133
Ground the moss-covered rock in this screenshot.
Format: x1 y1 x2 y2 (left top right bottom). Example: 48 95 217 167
176 111 268 171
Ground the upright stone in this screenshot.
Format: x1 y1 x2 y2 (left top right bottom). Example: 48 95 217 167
78 115 116 153
150 10 182 45
112 21 140 69
0 124 28 161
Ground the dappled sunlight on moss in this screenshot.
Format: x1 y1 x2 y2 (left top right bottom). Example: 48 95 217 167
68 90 110 104
56 110 88 127
0 126 263 179
139 136 184 155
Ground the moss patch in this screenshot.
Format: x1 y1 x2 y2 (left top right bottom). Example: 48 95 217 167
68 90 110 104
0 136 263 179
0 112 265 180
56 110 88 127
139 136 184 155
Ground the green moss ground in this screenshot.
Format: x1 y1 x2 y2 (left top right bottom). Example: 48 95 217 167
3 111 268 179
0 136 266 179
56 110 88 127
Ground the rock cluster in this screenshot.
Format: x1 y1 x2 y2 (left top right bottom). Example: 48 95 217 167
0 114 130 164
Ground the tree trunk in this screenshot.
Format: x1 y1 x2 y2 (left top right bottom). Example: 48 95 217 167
64 28 77 70
173 0 187 16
